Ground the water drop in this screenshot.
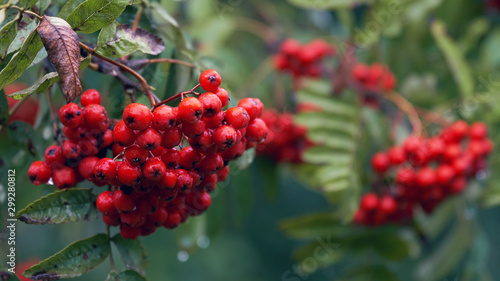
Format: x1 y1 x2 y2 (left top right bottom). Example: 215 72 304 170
177 250 189 262
197 235 210 249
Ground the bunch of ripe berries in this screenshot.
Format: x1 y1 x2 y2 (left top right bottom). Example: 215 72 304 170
354 121 493 226
352 63 396 92
273 39 336 78
28 70 269 239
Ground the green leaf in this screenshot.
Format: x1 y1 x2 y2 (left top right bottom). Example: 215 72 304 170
339 265 399 281
431 19 475 98
20 0 38 9
111 270 147 281
17 188 98 224
37 0 51 14
23 234 110 280
6 20 38 55
58 0 86 19
6 121 41 156
96 23 165 58
111 234 147 276
287 0 372 10
0 88 9 127
0 30 43 91
414 219 474 281
0 17 18 61
67 0 140 34
279 212 349 239
8 56 92 100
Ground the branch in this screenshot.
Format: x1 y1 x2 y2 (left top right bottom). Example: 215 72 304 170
384 91 423 136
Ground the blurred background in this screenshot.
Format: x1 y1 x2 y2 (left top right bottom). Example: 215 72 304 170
2 0 500 280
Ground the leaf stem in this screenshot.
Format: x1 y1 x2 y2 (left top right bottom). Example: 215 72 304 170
152 84 200 110
131 5 143 32
146 58 196 68
106 225 116 273
384 91 423 136
79 42 157 107
46 87 61 141
9 5 43 20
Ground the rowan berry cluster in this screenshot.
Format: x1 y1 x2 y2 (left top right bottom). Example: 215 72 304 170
256 110 313 163
273 39 335 78
28 69 269 239
352 63 396 92
354 121 493 226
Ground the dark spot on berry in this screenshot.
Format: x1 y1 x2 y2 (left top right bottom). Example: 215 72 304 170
96 171 104 180
126 116 135 124
76 111 81 116
169 119 175 127
121 185 134 195
153 169 160 178
29 175 37 182
65 112 75 120
48 148 55 156
194 110 202 119
208 75 216 83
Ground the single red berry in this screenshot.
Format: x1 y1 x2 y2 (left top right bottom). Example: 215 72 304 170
112 143 125 156
143 157 167 181
152 105 176 131
181 119 206 138
237 98 263 120
188 169 202 186
449 177 467 194
178 97 204 123
452 155 472 176
199 173 218 192
80 89 101 107
245 118 268 143
163 211 181 229
136 127 162 151
388 146 406 165
225 107 250 130
160 127 182 149
213 125 237 150
220 138 246 160
382 72 396 91
427 137 445 159
59 103 83 128
63 126 86 142
113 120 136 147
52 166 76 189
120 225 141 239
450 120 469 141
161 148 180 168
28 161 51 185
443 144 462 162
157 169 177 190
187 191 212 212
113 189 136 212
62 140 81 159
469 122 488 140
99 129 113 148
148 207 169 226
198 92 222 118
395 167 415 186
123 103 152 130
120 210 143 227
416 167 436 188
179 147 201 169
403 135 423 155
94 158 117 182
44 145 65 168
280 39 301 56
198 154 223 174
371 152 391 174
83 104 107 129
174 169 193 191
436 165 455 186
273 54 288 71
213 88 230 107
124 145 148 166
117 161 143 186
97 191 118 216
188 130 213 153
379 195 397 215
102 213 120 226
199 69 222 92
352 63 369 82
360 193 379 211
204 110 225 129
137 194 160 214
78 137 99 157
78 156 99 180
216 165 229 182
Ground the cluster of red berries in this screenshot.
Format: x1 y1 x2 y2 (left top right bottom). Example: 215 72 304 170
28 69 268 239
28 89 112 188
354 121 493 226
273 39 335 78
256 110 313 163
352 63 396 92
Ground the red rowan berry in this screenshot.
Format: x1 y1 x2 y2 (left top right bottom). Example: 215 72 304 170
416 167 436 188
213 125 237 150
160 127 182 149
118 161 143 186
63 126 86 142
113 189 136 212
371 152 390 174
112 143 125 156
59 103 83 128
216 165 229 182
94 158 117 182
80 89 101 107
62 140 81 159
28 161 51 185
174 169 193 191
225 107 249 130
99 129 113 148
395 167 414 186
45 145 65 167
120 210 142 227
388 146 406 165
246 118 268 143
204 110 225 129
102 213 120 226
450 120 469 141
188 130 213 152
181 119 206 138
161 148 180 168
213 88 230 107
379 195 397 215
198 154 223 174
198 92 222 117
163 211 181 229
199 69 222 92
124 145 148 166
137 194 160 214
97 191 118 216
52 166 76 189
179 147 201 169
136 127 162 151
143 157 167 181
120 225 141 239
360 193 379 211
123 103 152 130
113 120 136 147
469 122 488 140
157 169 177 190
148 207 168 226
83 104 107 129
238 98 263 120
178 97 204 123
152 105 176 131
436 165 455 186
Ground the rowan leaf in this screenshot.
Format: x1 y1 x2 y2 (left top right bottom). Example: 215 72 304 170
111 234 147 276
23 234 110 280
37 16 82 102
0 17 18 61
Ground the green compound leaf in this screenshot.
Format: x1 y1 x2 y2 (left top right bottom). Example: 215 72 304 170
17 188 98 224
96 22 165 58
431 19 475 98
67 0 141 34
23 234 110 280
20 0 39 9
0 29 43 91
111 234 147 276
0 17 18 61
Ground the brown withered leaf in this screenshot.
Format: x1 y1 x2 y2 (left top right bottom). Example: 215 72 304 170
37 16 82 103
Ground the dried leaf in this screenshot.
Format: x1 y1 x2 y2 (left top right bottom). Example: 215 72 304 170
37 16 82 102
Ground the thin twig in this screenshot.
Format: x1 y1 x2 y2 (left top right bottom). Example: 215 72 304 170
131 5 143 32
106 225 116 272
46 87 60 138
384 91 423 136
79 42 157 107
415 107 452 127
146 58 196 68
152 84 201 109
